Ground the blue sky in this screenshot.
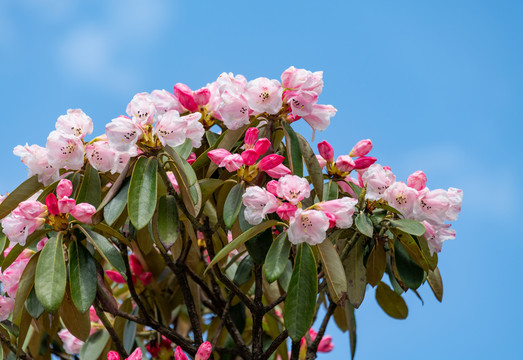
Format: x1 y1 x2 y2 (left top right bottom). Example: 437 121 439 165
1 0 522 359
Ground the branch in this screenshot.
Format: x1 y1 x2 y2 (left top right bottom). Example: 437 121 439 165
0 332 33 360
305 301 337 360
259 330 289 360
290 341 301 360
94 301 128 359
264 293 287 313
252 264 264 358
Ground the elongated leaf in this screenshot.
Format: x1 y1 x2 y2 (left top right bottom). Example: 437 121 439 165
13 254 39 323
78 226 126 276
157 194 179 249
365 243 387 287
297 133 323 201
35 233 66 313
123 307 138 354
375 281 408 319
244 227 273 264
206 220 279 271
76 163 101 207
25 287 44 319
344 239 366 308
388 219 426 236
323 180 339 201
278 260 292 292
173 138 193 160
92 222 131 247
103 178 130 226
199 178 224 205
346 301 357 360
394 239 424 289
0 175 43 220
60 286 91 341
79 330 110 360
282 122 303 177
234 255 254 286
224 183 244 229
128 157 158 230
391 228 429 272
264 232 291 283
93 160 131 224
318 240 347 303
418 235 438 271
427 267 443 302
284 243 318 342
69 241 97 313
355 213 373 238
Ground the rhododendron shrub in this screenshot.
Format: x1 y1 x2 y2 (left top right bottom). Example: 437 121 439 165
0 66 462 360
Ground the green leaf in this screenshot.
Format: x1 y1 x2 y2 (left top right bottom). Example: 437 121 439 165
244 227 273 264
76 163 102 208
264 232 291 283
60 286 91 341
296 133 323 201
346 181 362 198
12 254 38 324
278 260 292 293
317 240 347 303
394 239 424 289
323 180 339 201
103 178 130 226
282 122 303 177
199 178 224 205
94 160 131 224
79 330 110 360
173 138 193 160
35 233 66 313
205 130 220 147
388 219 426 237
344 239 366 308
355 213 373 238
78 226 126 276
375 281 408 319
391 228 430 272
206 220 280 272
25 287 44 319
365 243 387 287
0 175 43 220
234 255 254 286
223 183 244 229
157 194 179 249
69 241 97 313
284 243 318 342
128 157 158 230
123 307 139 354
427 267 443 302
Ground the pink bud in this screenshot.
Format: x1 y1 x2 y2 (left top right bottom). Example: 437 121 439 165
353 156 377 170
187 152 196 165
45 193 60 216
383 166 391 171
129 254 144 276
324 211 337 228
195 341 212 360
241 149 259 166
258 154 285 171
69 203 96 224
58 197 76 215
221 154 244 172
316 155 327 169
173 83 198 112
407 170 427 191
106 270 126 284
335 155 355 173
276 203 297 220
263 164 291 179
37 237 48 251
266 180 279 196
174 347 188 360
245 128 259 148
254 138 271 155
56 179 73 198
139 272 153 286
128 348 142 360
107 351 120 360
350 139 372 157
317 141 334 162
207 149 232 165
193 88 211 106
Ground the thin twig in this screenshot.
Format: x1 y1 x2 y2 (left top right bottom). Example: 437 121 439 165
259 330 289 360
0 332 33 360
252 264 264 358
94 301 128 359
305 301 337 360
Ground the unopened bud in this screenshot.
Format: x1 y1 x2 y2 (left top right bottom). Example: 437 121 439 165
350 139 372 157
245 128 259 148
407 170 427 191
318 141 334 162
353 156 377 170
336 155 355 173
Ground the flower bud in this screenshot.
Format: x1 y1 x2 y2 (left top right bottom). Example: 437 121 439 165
254 138 271 155
266 180 279 197
195 341 212 360
335 155 355 173
353 156 377 170
350 139 372 157
222 154 244 172
139 272 153 286
107 351 120 360
129 254 144 276
207 149 232 165
407 170 427 191
56 179 73 198
316 155 327 169
241 149 259 166
258 154 285 171
187 152 196 165
173 83 198 112
106 270 126 284
193 88 211 106
317 141 334 162
58 197 76 215
245 128 259 148
45 193 60 216
264 164 291 179
276 203 297 220
175 347 188 360
69 203 96 224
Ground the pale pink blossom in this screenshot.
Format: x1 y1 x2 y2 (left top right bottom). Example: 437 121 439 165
105 116 143 152
302 104 336 132
337 176 359 198
281 66 323 95
46 131 85 170
276 175 311 205
422 221 456 254
349 139 373 157
336 155 355 173
288 209 329 245
383 182 419 217
407 170 427 191
70 203 96 224
317 141 334 162
316 154 327 169
244 77 283 114
113 147 138 174
266 180 279 196
446 187 463 222
414 189 451 225
183 112 205 148
195 341 212 360
263 164 291 178
193 88 211 106
55 109 93 138
1 253 31 297
362 164 396 201
155 110 190 147
86 141 118 173
58 197 76 214
207 149 232 166
316 198 358 228
221 154 244 172
0 297 15 321
218 90 250 130
58 329 84 354
167 172 180 193
13 144 59 185
150 89 185 114
242 186 280 225
126 92 156 125
2 200 46 245
285 90 318 117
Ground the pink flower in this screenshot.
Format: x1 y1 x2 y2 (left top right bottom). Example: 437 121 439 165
221 154 244 172
58 329 84 354
2 199 46 245
106 270 126 284
58 197 77 215
129 254 144 275
70 203 96 224
446 187 463 222
86 141 119 173
244 77 283 114
254 138 271 156
383 182 418 217
194 88 211 106
13 144 59 186
258 154 285 172
0 297 15 321
276 175 311 205
422 221 456 254
288 209 330 245
106 116 143 152
218 90 251 130
414 189 451 225
349 139 373 157
407 170 427 191
207 149 232 166
126 92 157 125
336 155 355 173
302 104 336 132
316 154 327 169
281 66 323 95
316 198 358 228
57 179 73 198
150 89 185 114
276 203 297 221
107 347 142 360
285 90 318 117
174 83 199 112
244 127 259 148
167 172 180 194
266 180 279 197
337 176 359 198
242 186 280 225
139 272 153 286
183 113 206 148
0 252 31 297
46 193 60 215
195 341 212 360
174 346 188 360
187 152 196 164
362 164 396 201
317 141 334 162
155 110 189 147
309 329 334 353
37 237 49 251
263 164 291 179
353 156 377 170
46 131 85 170
55 109 93 138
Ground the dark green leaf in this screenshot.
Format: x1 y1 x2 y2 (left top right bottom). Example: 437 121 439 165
69 241 97 313
123 307 139 354
60 286 91 341
128 157 158 230
394 239 424 289
365 243 387 287
78 226 126 276
103 178 130 226
244 227 273 264
391 228 430 272
355 213 373 238
79 330 110 360
205 131 220 147
296 133 323 201
282 122 303 177
173 138 193 160
375 281 408 319
199 178 224 205
76 163 101 208
323 180 339 201
427 267 443 302
234 255 254 286
264 232 291 283
12 254 39 324
223 183 244 229
346 301 357 359
157 194 179 249
284 243 318 342
318 240 347 303
278 260 292 292
344 239 366 308
35 233 66 313
388 219 426 236
0 176 43 220
25 287 44 319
